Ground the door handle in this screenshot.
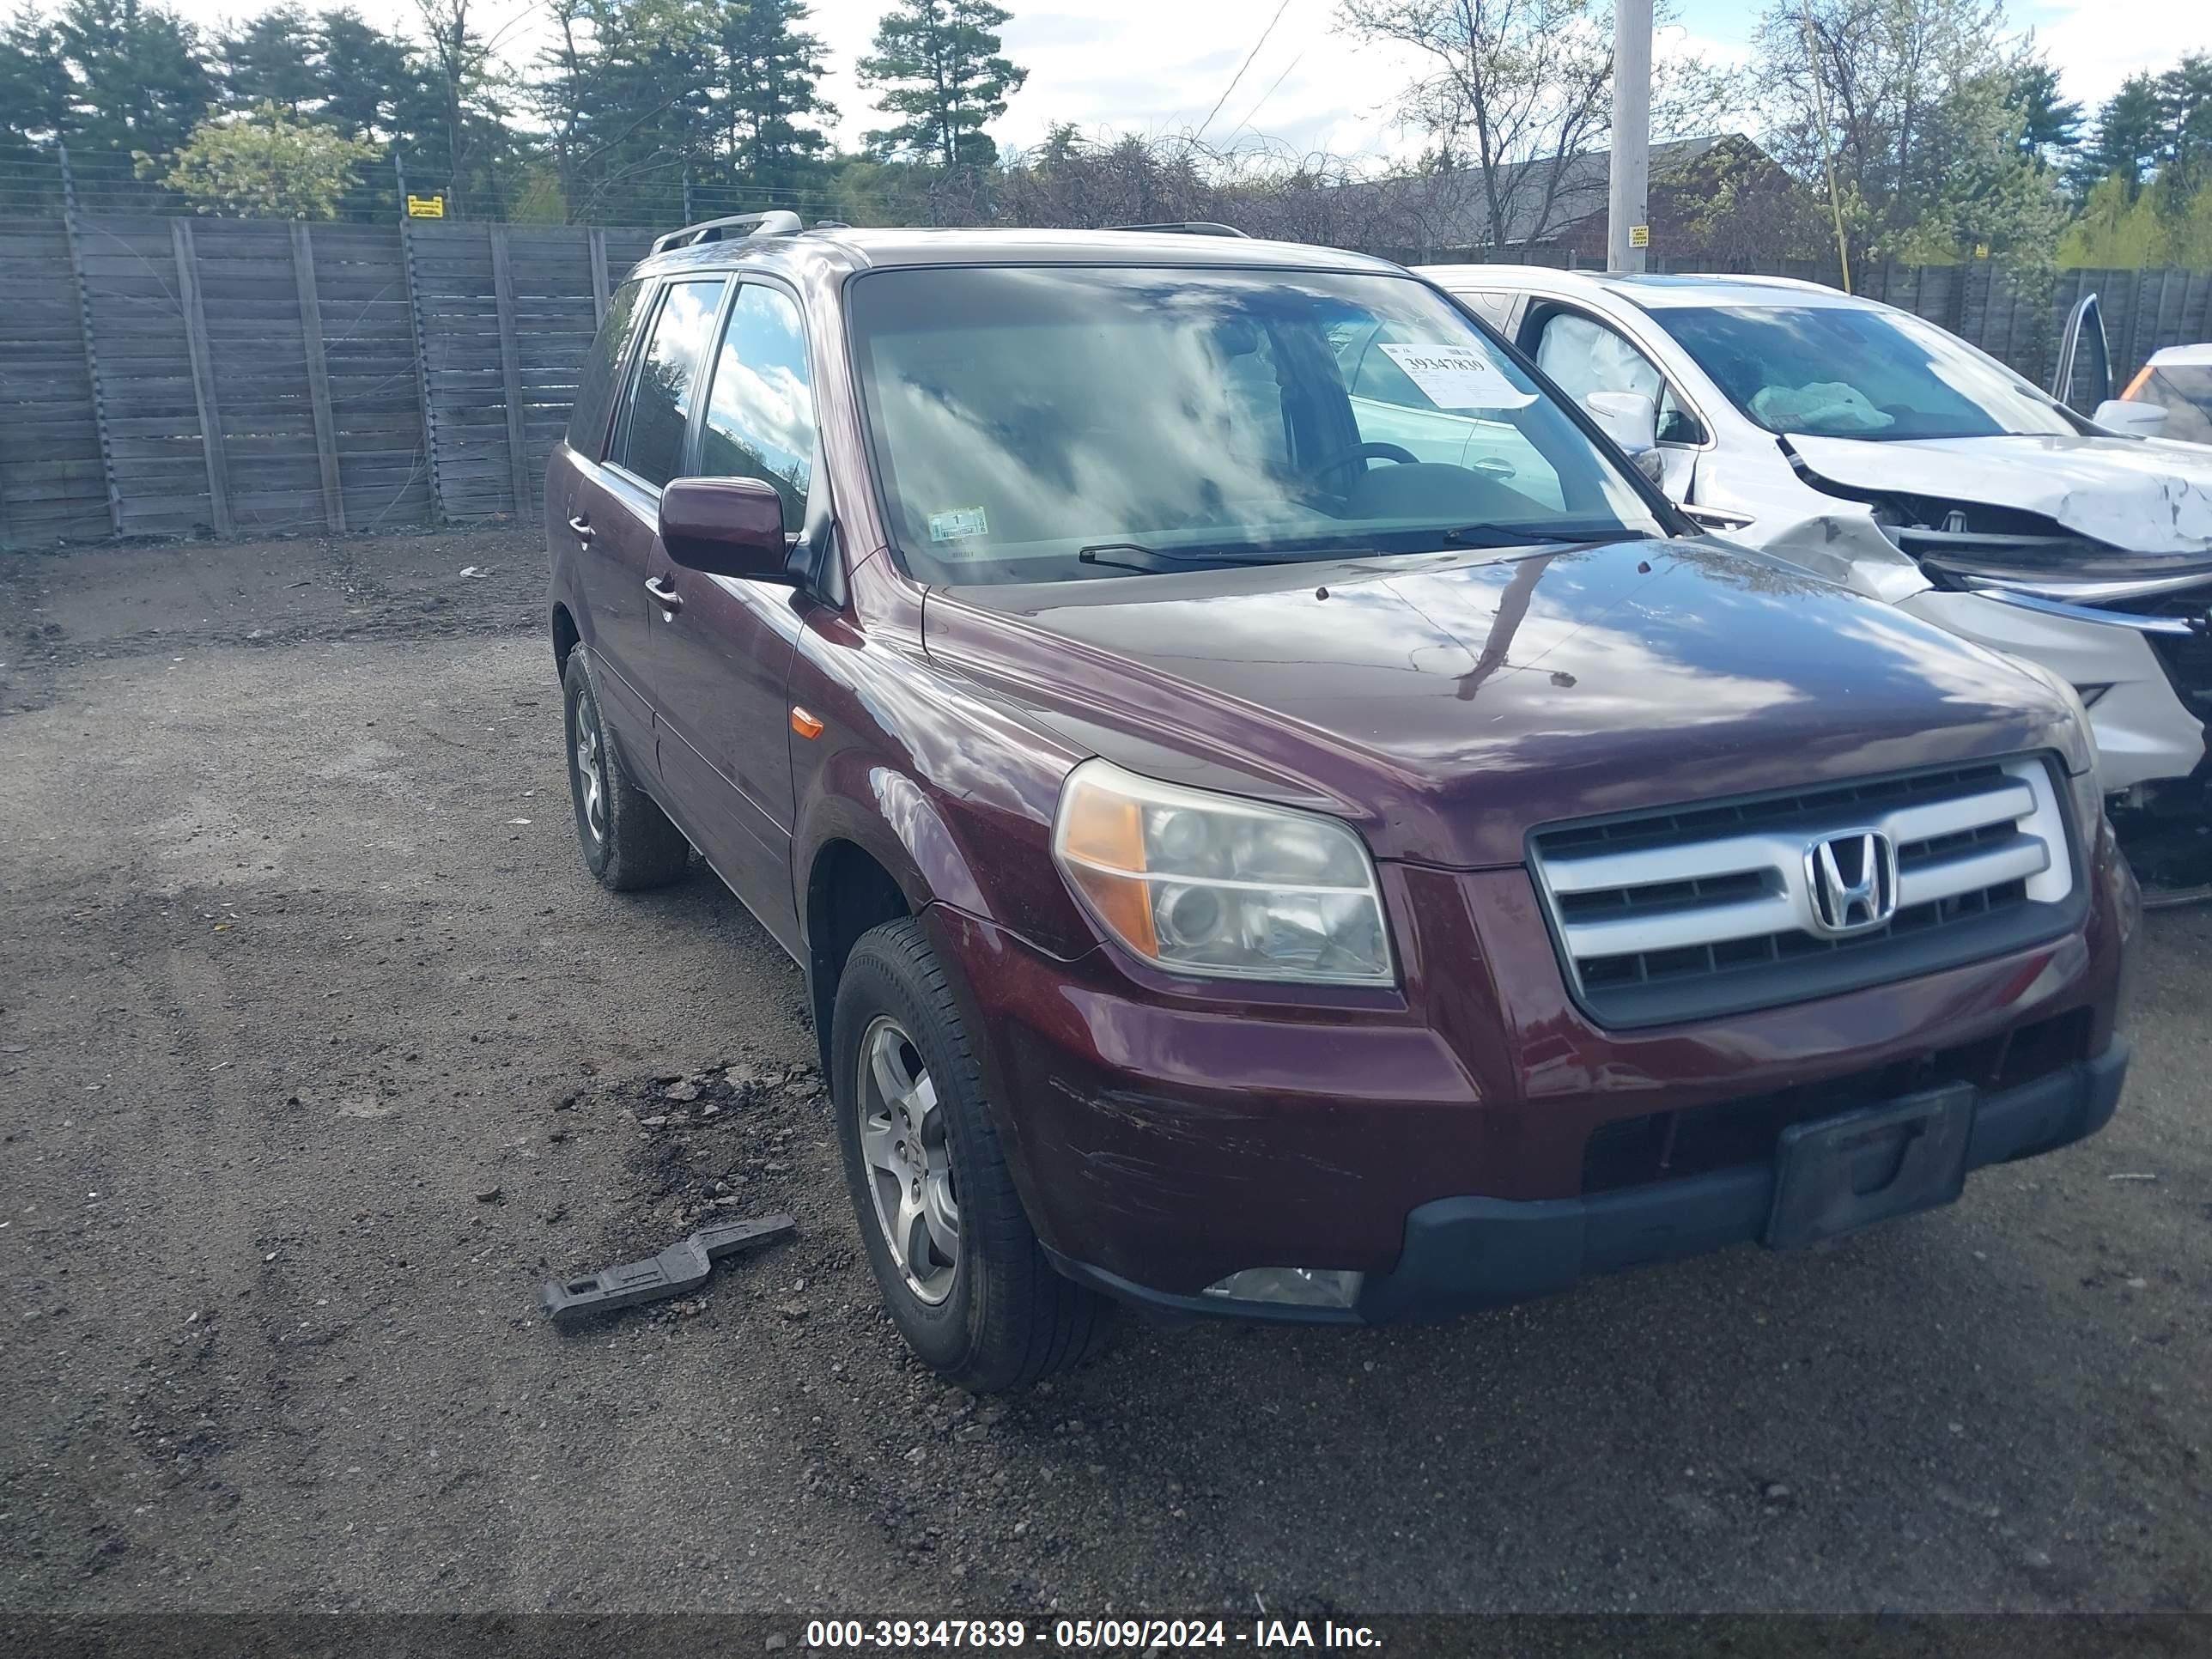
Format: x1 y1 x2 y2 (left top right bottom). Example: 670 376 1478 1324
644 575 684 615
568 514 595 543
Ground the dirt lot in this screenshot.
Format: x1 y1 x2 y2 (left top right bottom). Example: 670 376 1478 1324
2 528 2208 1620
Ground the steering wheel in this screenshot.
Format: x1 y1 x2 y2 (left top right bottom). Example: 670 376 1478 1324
1311 440 1419 474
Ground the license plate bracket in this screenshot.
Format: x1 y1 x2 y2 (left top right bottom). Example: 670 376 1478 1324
1764 1082 1975 1250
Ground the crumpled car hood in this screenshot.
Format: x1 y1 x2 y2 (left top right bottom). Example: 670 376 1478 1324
1787 431 2212 555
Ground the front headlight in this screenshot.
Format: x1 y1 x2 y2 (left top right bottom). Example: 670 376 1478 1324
1050 758 1395 986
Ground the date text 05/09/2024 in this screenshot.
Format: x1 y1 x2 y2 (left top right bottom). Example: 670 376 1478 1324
800 1619 1384 1650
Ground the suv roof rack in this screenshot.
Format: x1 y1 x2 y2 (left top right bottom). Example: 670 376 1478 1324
1102 222 1250 238
650 210 805 255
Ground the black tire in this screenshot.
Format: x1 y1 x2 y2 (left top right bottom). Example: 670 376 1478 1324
561 648 690 891
832 918 1112 1391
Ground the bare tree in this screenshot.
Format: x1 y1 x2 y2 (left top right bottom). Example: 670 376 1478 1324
988 128 1406 248
1336 0 1734 251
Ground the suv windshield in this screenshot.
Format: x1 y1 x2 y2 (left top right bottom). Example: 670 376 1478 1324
1651 303 2080 441
846 264 1665 584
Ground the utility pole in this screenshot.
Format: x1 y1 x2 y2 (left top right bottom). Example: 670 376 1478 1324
1607 0 1651 273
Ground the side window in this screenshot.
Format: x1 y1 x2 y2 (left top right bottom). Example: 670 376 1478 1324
1352 331 1428 407
1328 320 1377 385
611 278 728 488
1454 289 1517 332
567 279 647 457
700 284 818 533
1535 310 1705 445
1340 319 1562 504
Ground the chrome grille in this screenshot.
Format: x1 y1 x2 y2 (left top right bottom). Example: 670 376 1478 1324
1529 758 2078 1027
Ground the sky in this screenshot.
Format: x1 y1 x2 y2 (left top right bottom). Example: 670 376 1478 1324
155 0 2212 163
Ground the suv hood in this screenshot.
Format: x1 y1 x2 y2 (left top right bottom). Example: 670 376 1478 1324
921 539 2081 867
1787 431 2212 556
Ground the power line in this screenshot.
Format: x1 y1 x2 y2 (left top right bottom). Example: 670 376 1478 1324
1194 0 1295 142
1230 48 1307 141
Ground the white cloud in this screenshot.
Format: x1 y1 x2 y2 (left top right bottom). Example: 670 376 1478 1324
2018 0 2212 107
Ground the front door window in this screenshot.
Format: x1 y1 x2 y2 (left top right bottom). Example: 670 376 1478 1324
700 284 821 532
1535 311 1705 447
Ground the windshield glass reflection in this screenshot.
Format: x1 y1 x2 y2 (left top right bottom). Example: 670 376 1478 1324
847 265 1665 585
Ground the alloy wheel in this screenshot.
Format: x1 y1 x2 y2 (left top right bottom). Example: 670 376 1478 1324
573 702 605 848
855 1014 959 1304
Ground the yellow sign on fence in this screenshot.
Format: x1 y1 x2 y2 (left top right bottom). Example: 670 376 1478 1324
405 194 446 219
1628 224 1650 249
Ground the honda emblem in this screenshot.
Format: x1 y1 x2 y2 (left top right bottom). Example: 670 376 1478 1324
1804 830 1899 936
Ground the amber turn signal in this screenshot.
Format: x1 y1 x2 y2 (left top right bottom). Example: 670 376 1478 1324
790 706 825 739
1055 771 1158 957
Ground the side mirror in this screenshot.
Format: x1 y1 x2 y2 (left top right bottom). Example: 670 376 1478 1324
1584 390 1662 481
2093 398 2167 438
658 477 792 582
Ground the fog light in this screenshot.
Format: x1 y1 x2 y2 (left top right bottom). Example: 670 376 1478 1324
1200 1267 1364 1309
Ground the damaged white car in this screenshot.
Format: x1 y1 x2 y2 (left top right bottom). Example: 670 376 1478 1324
1416 266 2212 886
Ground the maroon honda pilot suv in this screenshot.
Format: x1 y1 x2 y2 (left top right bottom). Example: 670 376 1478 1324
545 215 2137 1390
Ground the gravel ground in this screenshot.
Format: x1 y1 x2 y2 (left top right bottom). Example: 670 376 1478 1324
1 529 2207 1620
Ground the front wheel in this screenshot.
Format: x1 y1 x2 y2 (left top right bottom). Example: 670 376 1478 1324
832 918 1112 1390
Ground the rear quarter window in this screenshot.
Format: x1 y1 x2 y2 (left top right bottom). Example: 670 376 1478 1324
567 280 647 458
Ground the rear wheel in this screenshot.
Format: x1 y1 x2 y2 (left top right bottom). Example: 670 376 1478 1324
832 918 1111 1390
562 649 690 890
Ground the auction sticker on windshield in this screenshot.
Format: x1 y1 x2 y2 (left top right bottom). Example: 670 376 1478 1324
1379 343 1534 410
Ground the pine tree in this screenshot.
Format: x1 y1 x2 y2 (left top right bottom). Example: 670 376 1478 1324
403 0 528 217
2006 62 2081 171
0 13 72 181
52 0 217 167
708 0 834 195
2156 53 2212 198
2069 73 2165 197
314 8 426 144
858 0 1027 169
218 3 320 114
534 0 714 225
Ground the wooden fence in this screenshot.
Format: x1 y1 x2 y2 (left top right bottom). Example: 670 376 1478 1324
0 215 657 548
2 213 2209 550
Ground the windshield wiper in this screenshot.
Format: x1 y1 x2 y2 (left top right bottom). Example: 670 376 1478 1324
1076 540 1370 573
1076 542 1246 573
1440 525 1636 550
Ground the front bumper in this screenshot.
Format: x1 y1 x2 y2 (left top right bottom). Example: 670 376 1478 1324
1048 1041 2129 1325
922 819 2133 1313
1899 586 2206 796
